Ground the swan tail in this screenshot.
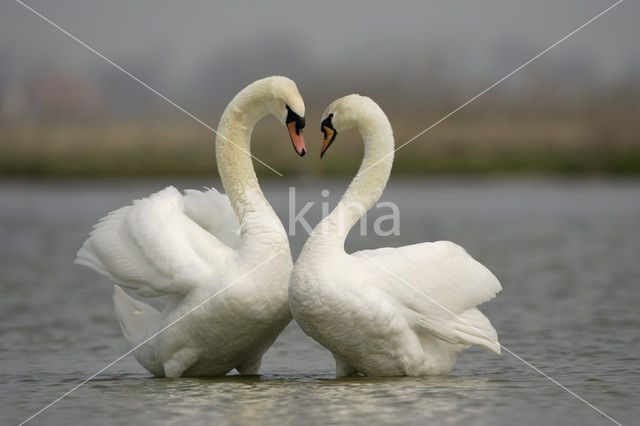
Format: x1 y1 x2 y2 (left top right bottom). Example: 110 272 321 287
454 308 501 355
112 285 160 347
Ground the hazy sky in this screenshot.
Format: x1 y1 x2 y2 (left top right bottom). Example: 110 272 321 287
1 0 638 115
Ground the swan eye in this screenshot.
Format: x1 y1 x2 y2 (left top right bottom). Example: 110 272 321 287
321 114 334 132
285 105 305 135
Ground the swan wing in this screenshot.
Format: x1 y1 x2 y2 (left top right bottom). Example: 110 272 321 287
182 187 240 249
76 186 237 297
353 241 502 354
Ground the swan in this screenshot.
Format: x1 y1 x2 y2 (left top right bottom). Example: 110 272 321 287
289 94 502 377
76 76 307 377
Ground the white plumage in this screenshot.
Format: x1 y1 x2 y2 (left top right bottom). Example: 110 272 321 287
76 76 306 377
78 187 235 298
289 95 502 377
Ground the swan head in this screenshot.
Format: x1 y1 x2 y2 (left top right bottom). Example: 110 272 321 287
264 76 307 157
320 94 375 158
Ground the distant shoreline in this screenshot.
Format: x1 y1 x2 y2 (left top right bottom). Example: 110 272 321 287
2 109 638 176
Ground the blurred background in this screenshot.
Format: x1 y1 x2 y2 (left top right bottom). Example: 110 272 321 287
1 0 638 177
2 3 640 425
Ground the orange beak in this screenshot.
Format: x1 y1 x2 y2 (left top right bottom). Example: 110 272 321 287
320 126 336 158
288 122 306 156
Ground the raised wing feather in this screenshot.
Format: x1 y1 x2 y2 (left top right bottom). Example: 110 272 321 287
354 241 502 353
183 188 240 248
76 186 237 297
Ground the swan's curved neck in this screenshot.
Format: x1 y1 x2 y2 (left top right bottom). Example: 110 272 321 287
316 108 394 246
215 82 274 225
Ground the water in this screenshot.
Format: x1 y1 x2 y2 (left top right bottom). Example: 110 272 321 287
1 177 638 425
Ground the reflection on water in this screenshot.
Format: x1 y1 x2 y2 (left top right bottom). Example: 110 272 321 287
105 375 494 425
1 178 639 425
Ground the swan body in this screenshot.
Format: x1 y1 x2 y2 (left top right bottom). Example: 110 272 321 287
77 76 306 377
289 95 501 377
